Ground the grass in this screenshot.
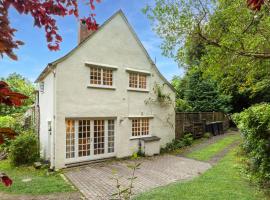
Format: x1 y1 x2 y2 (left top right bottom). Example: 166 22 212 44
186 133 241 161
0 160 75 195
135 149 269 200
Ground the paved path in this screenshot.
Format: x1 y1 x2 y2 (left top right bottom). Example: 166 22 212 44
65 155 211 200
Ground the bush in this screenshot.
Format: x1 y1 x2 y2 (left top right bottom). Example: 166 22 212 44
9 131 39 166
0 115 24 133
182 133 194 146
203 132 212 139
233 103 270 186
0 116 16 129
161 133 194 153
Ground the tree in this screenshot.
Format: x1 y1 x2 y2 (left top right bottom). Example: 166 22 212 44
0 73 34 115
145 0 270 112
0 0 101 60
179 68 232 113
0 77 28 188
0 80 28 107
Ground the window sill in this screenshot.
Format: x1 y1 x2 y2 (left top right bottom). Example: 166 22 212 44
127 88 149 93
130 135 152 140
87 85 116 90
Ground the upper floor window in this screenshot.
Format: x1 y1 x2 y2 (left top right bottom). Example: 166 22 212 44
129 73 147 89
132 118 150 137
90 66 113 86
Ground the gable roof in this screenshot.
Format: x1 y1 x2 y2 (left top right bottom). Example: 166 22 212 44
35 10 176 92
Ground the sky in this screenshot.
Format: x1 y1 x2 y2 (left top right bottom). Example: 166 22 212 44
0 0 184 82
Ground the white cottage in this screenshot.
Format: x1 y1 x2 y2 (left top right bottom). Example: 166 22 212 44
35 10 175 169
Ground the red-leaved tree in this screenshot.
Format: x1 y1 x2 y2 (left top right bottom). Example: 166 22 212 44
247 0 267 10
0 81 28 106
0 0 100 60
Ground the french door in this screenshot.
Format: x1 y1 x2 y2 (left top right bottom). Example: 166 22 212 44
65 119 115 163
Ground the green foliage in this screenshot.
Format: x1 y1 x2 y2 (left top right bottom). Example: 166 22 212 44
0 73 35 115
162 133 194 152
233 103 270 186
203 132 212 139
154 83 172 105
145 0 270 112
172 68 232 113
9 131 39 166
175 99 192 112
0 115 24 133
0 116 16 128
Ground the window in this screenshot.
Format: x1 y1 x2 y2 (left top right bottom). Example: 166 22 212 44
108 120 115 153
129 73 147 89
40 82 44 93
132 118 150 137
65 119 115 160
90 66 113 86
66 120 75 158
78 120 91 157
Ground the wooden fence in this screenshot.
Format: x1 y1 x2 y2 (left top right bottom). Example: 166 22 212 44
175 112 230 139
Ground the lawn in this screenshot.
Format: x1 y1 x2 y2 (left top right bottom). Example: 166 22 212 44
186 133 241 161
0 160 75 195
135 148 269 200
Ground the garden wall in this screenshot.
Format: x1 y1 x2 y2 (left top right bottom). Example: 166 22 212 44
175 112 230 139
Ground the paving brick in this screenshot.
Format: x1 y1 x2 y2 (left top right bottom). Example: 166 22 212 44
65 155 211 200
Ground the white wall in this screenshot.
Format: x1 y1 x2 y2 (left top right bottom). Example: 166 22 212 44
38 72 54 160
50 12 175 169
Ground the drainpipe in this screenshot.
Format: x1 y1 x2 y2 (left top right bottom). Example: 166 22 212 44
52 68 56 170
48 64 56 170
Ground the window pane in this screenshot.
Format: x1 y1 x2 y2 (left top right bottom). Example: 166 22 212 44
78 120 91 157
132 119 141 137
90 67 101 85
103 69 113 86
94 120 105 155
66 120 75 159
141 118 149 135
108 120 115 153
138 74 147 89
129 73 138 88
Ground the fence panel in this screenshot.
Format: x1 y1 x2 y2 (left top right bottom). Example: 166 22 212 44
175 112 230 139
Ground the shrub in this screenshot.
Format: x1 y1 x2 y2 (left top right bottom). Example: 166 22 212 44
233 103 270 186
203 132 212 139
182 133 194 146
9 131 39 166
0 116 16 129
161 133 194 153
0 115 24 133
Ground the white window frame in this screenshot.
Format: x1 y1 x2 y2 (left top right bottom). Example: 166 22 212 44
130 117 152 139
65 118 116 163
126 68 151 92
85 62 118 90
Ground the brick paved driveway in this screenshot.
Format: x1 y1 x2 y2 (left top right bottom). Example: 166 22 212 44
65 155 211 200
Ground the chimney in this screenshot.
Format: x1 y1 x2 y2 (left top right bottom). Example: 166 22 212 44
78 21 95 44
